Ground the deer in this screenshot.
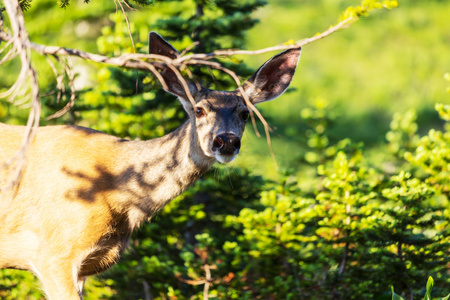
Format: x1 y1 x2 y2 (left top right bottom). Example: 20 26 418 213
0 32 301 299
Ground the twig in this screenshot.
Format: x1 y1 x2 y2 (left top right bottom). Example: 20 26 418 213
178 18 354 62
115 0 136 51
44 55 66 103
203 264 212 300
0 10 361 191
1 0 40 193
1 16 354 73
176 263 217 300
115 0 141 95
0 37 18 64
46 56 76 120
120 0 136 11
142 280 153 300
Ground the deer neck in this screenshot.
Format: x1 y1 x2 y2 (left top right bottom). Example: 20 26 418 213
119 120 215 227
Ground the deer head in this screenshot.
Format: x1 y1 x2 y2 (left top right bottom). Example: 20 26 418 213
149 32 301 164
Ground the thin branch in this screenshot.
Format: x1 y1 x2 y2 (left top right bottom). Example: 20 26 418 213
249 110 261 138
2 15 352 172
115 0 136 51
180 41 200 57
142 280 153 300
178 18 354 63
46 55 66 103
0 37 18 64
338 242 349 275
46 56 76 120
203 264 212 300
1 0 40 193
0 10 363 191
176 263 217 299
1 15 353 72
120 0 136 11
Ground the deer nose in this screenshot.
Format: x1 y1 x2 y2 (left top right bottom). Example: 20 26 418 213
212 133 241 155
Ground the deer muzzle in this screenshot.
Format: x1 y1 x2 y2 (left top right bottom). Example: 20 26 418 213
212 133 241 157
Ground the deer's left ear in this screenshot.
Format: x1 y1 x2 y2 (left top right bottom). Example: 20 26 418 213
242 47 301 104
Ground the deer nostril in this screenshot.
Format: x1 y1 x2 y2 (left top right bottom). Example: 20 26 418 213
232 138 241 150
213 135 226 150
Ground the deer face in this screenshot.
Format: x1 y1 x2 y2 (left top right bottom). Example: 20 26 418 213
149 32 301 164
189 91 249 163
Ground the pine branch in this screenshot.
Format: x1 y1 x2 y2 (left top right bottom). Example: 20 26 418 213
19 0 32 11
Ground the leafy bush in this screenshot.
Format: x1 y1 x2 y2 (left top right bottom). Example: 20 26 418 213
391 276 450 300
2 1 449 299
87 103 449 299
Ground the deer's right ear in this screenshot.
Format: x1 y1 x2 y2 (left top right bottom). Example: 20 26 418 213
149 32 196 101
242 47 301 105
149 32 179 59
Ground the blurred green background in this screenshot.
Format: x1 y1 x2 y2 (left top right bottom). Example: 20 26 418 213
1 0 449 299
239 0 450 176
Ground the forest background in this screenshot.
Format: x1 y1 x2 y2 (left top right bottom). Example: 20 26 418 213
0 0 449 299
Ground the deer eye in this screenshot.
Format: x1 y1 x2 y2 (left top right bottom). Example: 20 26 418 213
195 107 206 118
240 110 250 121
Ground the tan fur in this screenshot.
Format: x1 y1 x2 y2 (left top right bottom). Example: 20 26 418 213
0 121 215 299
0 33 300 299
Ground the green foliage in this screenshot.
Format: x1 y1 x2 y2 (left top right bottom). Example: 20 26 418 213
340 0 398 20
1 0 450 299
0 270 42 300
240 0 450 174
19 0 32 11
90 166 266 299
391 277 450 300
403 104 450 217
86 103 448 299
386 110 419 157
219 104 449 299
